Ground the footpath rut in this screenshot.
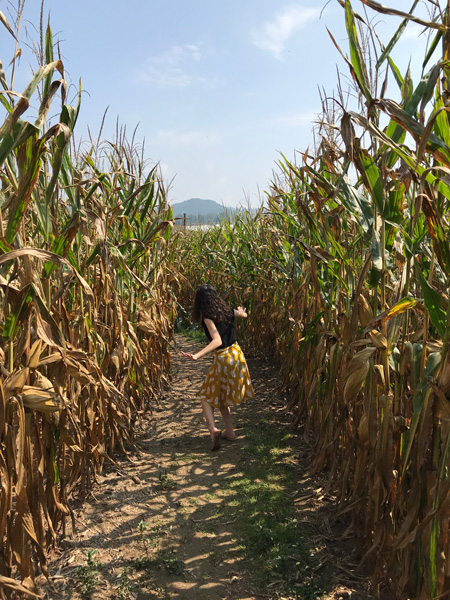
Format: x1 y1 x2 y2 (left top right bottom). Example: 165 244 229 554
41 335 371 600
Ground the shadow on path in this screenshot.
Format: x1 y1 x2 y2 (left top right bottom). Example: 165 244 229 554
40 335 373 600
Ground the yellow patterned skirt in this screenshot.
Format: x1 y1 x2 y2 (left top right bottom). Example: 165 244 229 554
199 342 254 409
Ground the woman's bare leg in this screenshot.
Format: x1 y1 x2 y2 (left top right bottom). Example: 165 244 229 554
219 405 236 440
201 400 220 441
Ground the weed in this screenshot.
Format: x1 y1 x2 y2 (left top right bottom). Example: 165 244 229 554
148 586 170 599
153 549 185 575
175 323 205 343
196 521 217 535
76 550 103 598
204 492 219 501
158 468 177 489
115 567 134 599
135 520 170 570
135 548 185 576
179 452 202 463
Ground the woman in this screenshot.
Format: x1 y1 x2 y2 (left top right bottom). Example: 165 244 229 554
181 284 254 450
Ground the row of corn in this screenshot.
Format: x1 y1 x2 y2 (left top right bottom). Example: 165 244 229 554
0 9 177 598
173 2 450 598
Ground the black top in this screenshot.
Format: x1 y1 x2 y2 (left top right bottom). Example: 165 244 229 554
202 313 237 350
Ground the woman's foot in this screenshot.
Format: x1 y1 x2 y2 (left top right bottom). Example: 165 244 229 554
222 432 237 441
211 429 222 451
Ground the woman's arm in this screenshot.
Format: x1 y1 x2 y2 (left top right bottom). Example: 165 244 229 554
234 306 247 318
181 318 222 360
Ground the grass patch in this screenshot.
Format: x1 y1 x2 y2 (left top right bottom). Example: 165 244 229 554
147 549 185 575
172 452 203 464
196 521 217 535
175 322 205 343
216 418 325 599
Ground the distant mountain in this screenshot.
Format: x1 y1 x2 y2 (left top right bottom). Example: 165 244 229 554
171 198 235 225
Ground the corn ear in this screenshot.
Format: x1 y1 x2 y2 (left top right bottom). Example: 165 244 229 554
343 347 376 402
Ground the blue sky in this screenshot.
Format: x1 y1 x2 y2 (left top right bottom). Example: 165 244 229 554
1 0 443 207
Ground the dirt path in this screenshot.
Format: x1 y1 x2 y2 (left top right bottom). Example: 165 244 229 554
41 335 372 600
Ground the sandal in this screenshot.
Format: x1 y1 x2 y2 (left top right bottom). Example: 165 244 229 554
211 430 222 451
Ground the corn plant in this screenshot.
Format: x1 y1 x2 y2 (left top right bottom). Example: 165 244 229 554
173 2 450 597
0 6 176 596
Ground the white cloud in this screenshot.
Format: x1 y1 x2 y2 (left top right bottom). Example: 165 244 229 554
400 23 427 41
155 129 220 147
251 6 320 59
136 44 206 88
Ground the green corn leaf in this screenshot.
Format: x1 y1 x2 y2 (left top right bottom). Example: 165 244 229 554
370 228 383 271
377 1 419 69
423 29 442 68
45 101 81 204
0 237 13 254
415 262 446 338
432 95 450 145
22 60 63 104
43 19 54 100
358 149 384 215
407 60 444 118
377 98 450 166
349 111 450 202
387 56 404 90
5 135 47 243
44 212 81 277
86 243 101 267
401 352 441 479
345 0 372 102
0 118 39 164
0 88 13 113
338 175 373 233
421 193 450 276
2 284 34 342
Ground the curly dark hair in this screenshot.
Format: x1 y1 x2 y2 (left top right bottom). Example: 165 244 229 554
192 284 233 324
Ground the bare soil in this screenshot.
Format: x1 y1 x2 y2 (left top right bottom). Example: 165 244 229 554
40 335 373 600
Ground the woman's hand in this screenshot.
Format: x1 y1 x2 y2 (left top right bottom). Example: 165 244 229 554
235 306 248 318
180 351 198 360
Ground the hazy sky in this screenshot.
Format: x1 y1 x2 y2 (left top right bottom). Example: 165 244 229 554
1 0 442 207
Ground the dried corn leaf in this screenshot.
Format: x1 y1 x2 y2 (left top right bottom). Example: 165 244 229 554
0 575 41 597
136 309 156 334
358 294 373 327
33 370 53 391
343 347 376 402
3 367 30 399
439 352 450 396
368 329 388 349
26 339 43 368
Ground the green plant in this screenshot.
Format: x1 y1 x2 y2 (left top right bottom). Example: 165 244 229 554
0 1 177 586
76 550 103 598
152 550 185 575
115 567 134 600
135 520 167 570
157 468 177 490
172 2 450 596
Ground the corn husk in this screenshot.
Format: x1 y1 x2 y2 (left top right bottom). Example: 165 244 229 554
21 386 64 413
358 294 373 327
343 347 376 402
